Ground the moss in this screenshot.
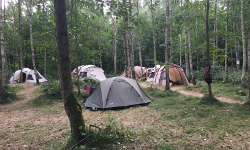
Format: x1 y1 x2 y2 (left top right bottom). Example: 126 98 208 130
65 93 86 142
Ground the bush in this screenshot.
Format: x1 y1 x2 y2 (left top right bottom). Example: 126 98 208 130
72 77 84 88
82 77 100 87
0 84 23 104
41 78 62 99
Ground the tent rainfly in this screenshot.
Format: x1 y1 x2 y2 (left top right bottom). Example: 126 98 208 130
85 77 152 109
152 64 189 86
9 68 47 83
120 66 148 80
71 65 106 81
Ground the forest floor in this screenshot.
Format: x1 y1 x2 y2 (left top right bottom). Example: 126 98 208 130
138 82 244 104
0 83 250 150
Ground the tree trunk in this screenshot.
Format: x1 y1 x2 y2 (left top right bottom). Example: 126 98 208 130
234 22 240 70
225 0 228 82
213 0 217 65
0 71 5 100
236 42 240 69
122 17 127 76
28 0 39 85
0 0 6 82
137 0 143 77
11 0 19 70
129 0 135 79
188 25 196 85
206 0 213 98
18 0 23 83
247 0 250 108
180 33 182 66
241 0 246 87
126 30 130 70
75 1 80 95
99 38 102 68
185 27 189 80
114 18 118 76
54 0 86 142
151 0 156 68
43 0 46 77
196 18 199 70
165 0 169 90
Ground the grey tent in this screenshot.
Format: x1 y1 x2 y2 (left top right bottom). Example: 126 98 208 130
85 77 152 109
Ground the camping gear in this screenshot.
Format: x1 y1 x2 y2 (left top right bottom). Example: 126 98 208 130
85 77 152 109
86 86 91 94
9 68 47 83
151 64 189 86
146 65 161 82
71 65 106 81
204 65 212 84
120 66 148 80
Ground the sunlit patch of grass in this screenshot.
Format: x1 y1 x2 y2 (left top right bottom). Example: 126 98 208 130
183 81 248 101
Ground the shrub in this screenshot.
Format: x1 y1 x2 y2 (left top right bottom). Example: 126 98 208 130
82 77 100 87
0 84 23 104
41 78 62 99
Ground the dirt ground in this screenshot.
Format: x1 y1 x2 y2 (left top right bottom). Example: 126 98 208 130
0 82 246 150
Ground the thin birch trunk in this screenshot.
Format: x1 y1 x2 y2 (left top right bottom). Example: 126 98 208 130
241 0 246 86
247 0 250 108
180 33 182 66
126 31 130 69
151 0 156 68
225 0 228 82
213 0 217 65
114 17 118 76
185 27 189 80
122 14 127 76
28 0 39 85
165 0 169 90
137 0 142 76
234 21 240 70
0 0 6 81
206 0 212 98
18 0 23 83
99 38 102 68
203 6 206 62
11 0 19 70
43 0 46 77
129 0 135 79
196 18 199 70
170 10 172 61
188 25 196 85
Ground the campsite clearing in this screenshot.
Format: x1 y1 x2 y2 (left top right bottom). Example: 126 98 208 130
0 83 250 149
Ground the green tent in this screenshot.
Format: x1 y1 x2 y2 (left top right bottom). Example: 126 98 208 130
85 77 152 109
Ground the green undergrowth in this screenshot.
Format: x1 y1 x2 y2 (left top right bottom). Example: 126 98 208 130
52 114 134 150
183 81 248 101
142 86 250 149
0 84 24 104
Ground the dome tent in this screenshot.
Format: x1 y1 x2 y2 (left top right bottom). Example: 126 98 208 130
9 68 47 83
152 64 189 86
85 77 152 109
72 65 106 81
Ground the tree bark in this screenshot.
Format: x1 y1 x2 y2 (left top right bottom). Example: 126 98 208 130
185 27 189 80
99 38 102 68
151 0 156 68
122 16 127 76
234 22 240 70
180 33 182 66
43 0 46 77
137 0 143 77
241 0 246 87
0 71 5 100
11 0 19 70
247 0 250 108
18 0 23 83
225 0 228 82
129 3 135 79
188 25 196 85
206 0 213 98
54 0 86 142
165 0 169 90
0 0 6 82
114 17 118 76
213 0 217 65
126 30 130 71
28 0 39 85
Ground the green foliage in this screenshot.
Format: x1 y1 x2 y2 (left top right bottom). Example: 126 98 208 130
158 143 176 150
0 84 23 104
63 114 134 150
82 77 100 87
143 87 180 98
199 95 223 106
72 77 84 88
41 78 62 99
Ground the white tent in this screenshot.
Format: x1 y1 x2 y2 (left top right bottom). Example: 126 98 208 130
9 68 47 83
72 65 106 81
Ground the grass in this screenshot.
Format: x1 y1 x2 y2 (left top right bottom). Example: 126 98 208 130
183 80 249 102
1 82 250 149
